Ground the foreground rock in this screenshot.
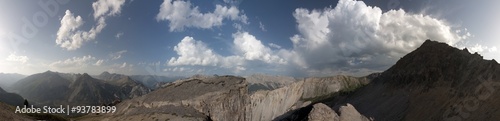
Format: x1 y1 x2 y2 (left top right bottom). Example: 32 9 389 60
308 103 339 121
338 104 370 121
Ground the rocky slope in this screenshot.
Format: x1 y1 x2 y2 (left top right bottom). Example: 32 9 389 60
83 74 372 121
85 75 248 121
0 87 24 106
245 74 298 93
0 102 34 121
251 75 372 121
325 40 500 121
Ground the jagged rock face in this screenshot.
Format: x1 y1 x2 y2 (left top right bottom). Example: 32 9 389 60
96 76 248 121
247 75 370 121
330 40 500 121
308 103 339 121
246 81 304 121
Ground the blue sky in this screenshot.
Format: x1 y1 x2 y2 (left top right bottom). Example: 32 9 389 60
0 0 499 77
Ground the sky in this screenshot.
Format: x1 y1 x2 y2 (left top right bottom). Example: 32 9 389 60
0 0 499 77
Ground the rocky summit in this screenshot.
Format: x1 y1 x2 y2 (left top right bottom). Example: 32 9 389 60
325 40 500 121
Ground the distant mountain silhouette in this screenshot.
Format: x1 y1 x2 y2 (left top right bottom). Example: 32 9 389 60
0 73 26 91
95 71 181 90
10 71 149 107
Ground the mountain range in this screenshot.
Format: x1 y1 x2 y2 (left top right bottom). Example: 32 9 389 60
10 71 150 107
1 40 500 121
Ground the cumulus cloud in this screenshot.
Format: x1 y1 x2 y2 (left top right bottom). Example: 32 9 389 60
233 32 285 64
92 0 126 19
110 50 127 60
164 0 475 76
156 0 248 31
6 53 29 63
49 55 97 68
286 0 470 76
55 0 125 50
167 36 220 66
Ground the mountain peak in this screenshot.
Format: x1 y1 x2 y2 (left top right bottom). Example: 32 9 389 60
79 73 93 80
377 39 500 86
100 71 111 76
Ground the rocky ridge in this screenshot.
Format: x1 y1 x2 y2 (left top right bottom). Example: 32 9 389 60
85 74 372 121
326 40 500 121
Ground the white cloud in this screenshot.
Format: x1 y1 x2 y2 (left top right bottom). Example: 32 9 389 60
94 59 104 66
469 44 498 53
110 50 127 60
92 0 126 19
120 62 127 68
55 0 125 50
490 47 498 52
233 32 285 64
268 43 282 49
6 53 29 63
167 36 224 66
49 55 97 69
115 32 124 39
164 0 475 76
259 21 267 31
286 0 470 76
156 0 248 31
167 32 288 74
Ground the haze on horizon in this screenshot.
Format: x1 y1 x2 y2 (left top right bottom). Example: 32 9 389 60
0 0 498 77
